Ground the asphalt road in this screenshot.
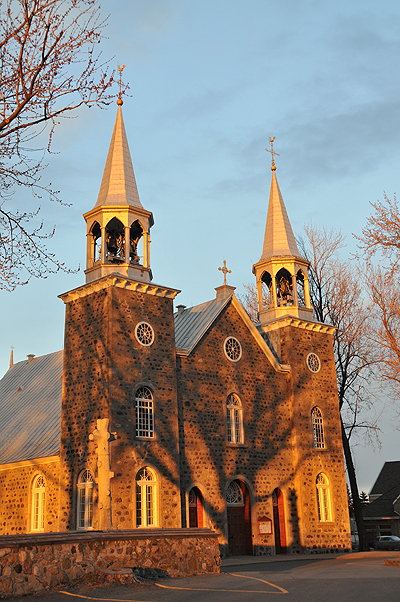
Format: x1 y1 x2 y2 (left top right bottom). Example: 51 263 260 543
10 553 400 602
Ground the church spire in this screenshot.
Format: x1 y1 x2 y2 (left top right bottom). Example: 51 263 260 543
253 141 313 327
83 100 154 285
94 105 143 210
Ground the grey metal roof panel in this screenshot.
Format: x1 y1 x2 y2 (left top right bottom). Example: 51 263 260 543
174 297 231 354
0 350 63 464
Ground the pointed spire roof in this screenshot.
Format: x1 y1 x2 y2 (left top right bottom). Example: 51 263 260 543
259 170 300 260
95 106 143 209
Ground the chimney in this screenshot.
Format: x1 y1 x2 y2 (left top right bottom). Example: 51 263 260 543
27 354 35 363
176 304 186 316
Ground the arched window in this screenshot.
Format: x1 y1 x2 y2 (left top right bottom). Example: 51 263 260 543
135 386 154 438
226 393 244 444
311 407 325 449
77 470 94 530
316 473 332 522
226 480 244 506
31 475 45 532
188 487 204 528
136 467 157 527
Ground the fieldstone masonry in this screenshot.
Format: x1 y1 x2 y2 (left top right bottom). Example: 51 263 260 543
0 529 219 598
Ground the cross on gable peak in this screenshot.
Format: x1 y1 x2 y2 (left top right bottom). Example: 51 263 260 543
218 259 232 286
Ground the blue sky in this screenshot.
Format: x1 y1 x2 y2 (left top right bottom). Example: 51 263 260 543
1 0 399 491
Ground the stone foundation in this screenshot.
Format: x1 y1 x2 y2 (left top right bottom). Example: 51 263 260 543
0 528 220 598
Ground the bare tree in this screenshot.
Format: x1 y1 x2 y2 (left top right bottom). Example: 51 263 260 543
355 194 400 401
0 0 119 290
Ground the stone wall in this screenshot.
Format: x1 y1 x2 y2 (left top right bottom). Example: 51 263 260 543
0 528 220 598
0 460 60 536
177 300 351 556
60 283 181 531
281 325 352 553
177 300 298 555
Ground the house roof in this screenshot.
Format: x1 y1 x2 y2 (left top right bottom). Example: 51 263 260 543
0 351 63 464
174 296 232 355
363 461 400 519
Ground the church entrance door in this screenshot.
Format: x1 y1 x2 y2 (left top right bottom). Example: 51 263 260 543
188 487 204 528
272 488 287 553
227 480 252 556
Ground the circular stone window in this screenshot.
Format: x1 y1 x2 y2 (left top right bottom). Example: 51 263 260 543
307 352 321 373
224 337 242 362
135 322 154 346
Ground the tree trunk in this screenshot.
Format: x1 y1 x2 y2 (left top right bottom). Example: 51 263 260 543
341 416 369 551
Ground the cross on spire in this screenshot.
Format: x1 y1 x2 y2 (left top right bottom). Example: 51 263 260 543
218 260 231 286
266 136 280 171
117 64 126 106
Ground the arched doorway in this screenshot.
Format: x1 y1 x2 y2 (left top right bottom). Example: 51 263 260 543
188 487 204 528
272 488 287 553
227 480 252 556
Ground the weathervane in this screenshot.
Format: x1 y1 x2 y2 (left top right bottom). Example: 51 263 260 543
218 260 231 286
266 136 279 171
117 64 126 106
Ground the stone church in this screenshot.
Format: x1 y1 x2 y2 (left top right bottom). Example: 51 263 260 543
0 102 351 557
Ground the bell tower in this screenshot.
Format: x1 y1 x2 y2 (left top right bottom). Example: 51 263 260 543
252 138 313 328
83 98 153 284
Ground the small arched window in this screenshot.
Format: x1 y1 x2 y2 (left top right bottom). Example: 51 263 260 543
226 480 244 506
135 386 154 438
226 393 244 444
136 467 157 527
77 469 94 530
316 473 332 522
32 475 46 532
311 407 325 449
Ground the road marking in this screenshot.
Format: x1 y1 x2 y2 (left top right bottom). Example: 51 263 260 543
155 572 288 594
59 592 149 602
59 572 289 600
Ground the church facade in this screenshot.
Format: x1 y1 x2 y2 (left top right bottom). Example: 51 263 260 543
0 105 351 556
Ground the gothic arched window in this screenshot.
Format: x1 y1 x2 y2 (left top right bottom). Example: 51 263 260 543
31 475 46 532
136 467 157 527
226 393 244 444
77 469 94 530
226 480 244 506
135 386 155 438
316 473 332 522
311 407 325 449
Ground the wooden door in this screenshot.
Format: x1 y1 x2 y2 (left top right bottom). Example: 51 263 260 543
227 480 252 555
272 488 287 554
188 487 203 528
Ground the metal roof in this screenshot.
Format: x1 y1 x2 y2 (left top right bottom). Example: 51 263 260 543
0 350 63 464
174 297 231 355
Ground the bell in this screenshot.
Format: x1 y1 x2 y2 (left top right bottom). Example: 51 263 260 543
107 233 118 254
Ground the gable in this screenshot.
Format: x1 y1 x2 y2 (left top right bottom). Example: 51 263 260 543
174 294 290 373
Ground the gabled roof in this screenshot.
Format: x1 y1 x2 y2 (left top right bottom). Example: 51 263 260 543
94 106 143 209
174 294 290 372
174 296 231 355
363 461 400 519
0 351 62 465
259 170 300 261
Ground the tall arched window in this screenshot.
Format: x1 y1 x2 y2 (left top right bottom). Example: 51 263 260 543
311 407 325 449
316 473 332 522
136 467 157 527
31 475 46 532
77 469 94 530
135 386 154 438
226 393 244 444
